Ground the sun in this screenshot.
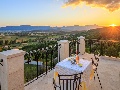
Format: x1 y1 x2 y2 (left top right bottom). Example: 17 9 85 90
109 24 117 27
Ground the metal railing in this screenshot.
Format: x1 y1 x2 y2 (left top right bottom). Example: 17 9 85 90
69 40 80 57
24 44 60 86
69 39 120 57
85 39 120 57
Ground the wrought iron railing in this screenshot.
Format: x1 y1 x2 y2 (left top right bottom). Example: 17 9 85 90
69 39 120 58
24 44 60 86
69 40 80 57
85 39 120 57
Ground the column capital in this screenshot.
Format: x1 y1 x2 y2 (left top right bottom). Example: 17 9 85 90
58 40 69 44
0 49 25 59
77 36 85 40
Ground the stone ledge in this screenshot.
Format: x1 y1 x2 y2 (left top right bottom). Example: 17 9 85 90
0 49 25 59
100 56 120 61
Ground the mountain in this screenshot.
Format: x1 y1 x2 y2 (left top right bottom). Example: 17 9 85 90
0 25 52 32
60 24 102 31
0 24 102 32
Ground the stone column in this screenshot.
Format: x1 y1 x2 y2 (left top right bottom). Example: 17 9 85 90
58 40 69 61
0 58 2 89
0 49 25 90
78 36 85 55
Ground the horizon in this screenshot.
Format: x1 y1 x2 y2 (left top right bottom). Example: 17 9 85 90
0 24 101 27
1 0 120 27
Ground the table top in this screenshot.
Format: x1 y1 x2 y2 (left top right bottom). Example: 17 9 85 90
55 57 92 75
55 57 92 88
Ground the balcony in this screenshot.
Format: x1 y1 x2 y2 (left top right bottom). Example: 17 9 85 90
0 36 120 90
24 56 120 90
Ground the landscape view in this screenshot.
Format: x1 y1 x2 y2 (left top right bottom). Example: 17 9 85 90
0 0 120 90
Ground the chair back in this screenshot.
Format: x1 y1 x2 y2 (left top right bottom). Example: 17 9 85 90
53 73 83 90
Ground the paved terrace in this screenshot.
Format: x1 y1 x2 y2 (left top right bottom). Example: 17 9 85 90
24 56 120 90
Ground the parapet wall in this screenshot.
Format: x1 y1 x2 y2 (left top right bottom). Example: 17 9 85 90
100 56 120 61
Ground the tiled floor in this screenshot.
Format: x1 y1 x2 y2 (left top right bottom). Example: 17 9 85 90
24 57 120 90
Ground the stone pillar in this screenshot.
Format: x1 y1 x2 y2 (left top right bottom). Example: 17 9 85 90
58 40 69 61
78 36 85 55
0 58 2 89
0 49 25 90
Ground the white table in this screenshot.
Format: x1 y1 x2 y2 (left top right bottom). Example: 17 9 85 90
55 57 92 88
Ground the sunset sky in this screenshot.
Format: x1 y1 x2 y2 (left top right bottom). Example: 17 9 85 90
0 0 120 27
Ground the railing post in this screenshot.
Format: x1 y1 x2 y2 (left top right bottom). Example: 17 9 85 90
34 50 39 79
50 49 53 69
69 42 71 57
100 41 103 56
0 49 25 90
58 44 61 62
90 40 92 53
45 49 48 74
78 36 85 55
58 40 69 61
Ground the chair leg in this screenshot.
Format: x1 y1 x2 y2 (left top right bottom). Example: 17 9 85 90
94 71 95 80
96 71 102 89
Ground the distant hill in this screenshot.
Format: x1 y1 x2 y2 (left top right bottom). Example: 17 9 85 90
0 25 52 32
85 26 120 40
60 24 102 31
0 24 102 32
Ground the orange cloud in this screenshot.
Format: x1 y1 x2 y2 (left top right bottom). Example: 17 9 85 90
64 0 120 12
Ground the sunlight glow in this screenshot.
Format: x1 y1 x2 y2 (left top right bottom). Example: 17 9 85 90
109 24 117 27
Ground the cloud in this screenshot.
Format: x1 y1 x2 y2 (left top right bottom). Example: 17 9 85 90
64 0 120 12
